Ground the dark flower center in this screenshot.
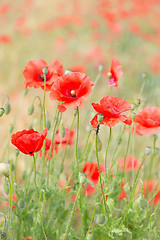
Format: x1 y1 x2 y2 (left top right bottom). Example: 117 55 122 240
38 73 49 82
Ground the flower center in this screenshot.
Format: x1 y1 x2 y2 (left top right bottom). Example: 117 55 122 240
39 73 49 82
70 90 76 98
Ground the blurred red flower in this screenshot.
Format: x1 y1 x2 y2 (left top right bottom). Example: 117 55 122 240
11 128 47 156
90 96 132 128
118 155 141 171
82 162 105 195
0 35 12 44
143 180 160 205
108 58 123 88
134 106 160 135
24 238 34 240
119 182 127 200
6 194 17 211
50 72 94 112
55 128 75 149
23 59 64 91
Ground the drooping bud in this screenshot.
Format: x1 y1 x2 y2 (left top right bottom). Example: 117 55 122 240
134 99 141 107
96 135 102 152
79 171 87 184
0 108 5 117
4 103 11 115
27 104 34 115
23 89 28 96
139 197 148 210
15 149 20 157
97 214 106 225
97 114 104 124
18 199 26 209
42 67 48 75
0 163 10 178
98 64 104 73
145 146 152 155
4 180 9 195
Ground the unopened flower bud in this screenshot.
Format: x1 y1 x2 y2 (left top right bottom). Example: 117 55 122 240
133 197 141 211
18 199 26 209
97 114 104 123
0 163 10 178
15 149 20 156
27 104 34 115
65 69 72 74
4 103 11 115
4 180 9 195
79 171 87 184
131 104 136 111
107 72 112 79
60 122 65 138
0 108 5 117
140 198 148 210
98 64 104 73
46 120 51 130
42 67 48 75
132 112 136 120
97 214 106 225
96 136 102 152
8 124 14 133
135 99 141 107
145 146 152 155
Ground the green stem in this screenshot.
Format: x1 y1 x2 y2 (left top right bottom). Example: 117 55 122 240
118 155 146 226
14 155 18 184
105 127 111 175
95 134 110 225
76 107 80 172
148 134 156 181
123 126 132 172
33 155 37 189
84 203 100 240
43 72 47 128
33 96 43 130
62 183 82 240
8 176 12 240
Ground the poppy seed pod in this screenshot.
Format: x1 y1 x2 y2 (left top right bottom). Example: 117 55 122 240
27 104 34 116
42 67 48 75
98 64 104 73
4 103 11 115
0 163 10 178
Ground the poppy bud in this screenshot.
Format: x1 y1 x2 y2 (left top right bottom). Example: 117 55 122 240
4 180 9 195
46 120 51 130
0 163 10 178
42 67 48 75
27 104 34 115
131 104 136 111
65 69 72 74
107 72 112 79
96 135 102 152
97 214 106 225
142 72 147 80
79 171 87 184
60 122 65 138
8 124 14 133
98 64 104 73
15 149 20 156
148 230 156 240
135 99 141 107
139 198 148 210
133 197 141 211
132 112 136 120
18 199 26 209
0 108 5 117
97 114 104 123
4 103 11 115
145 146 152 155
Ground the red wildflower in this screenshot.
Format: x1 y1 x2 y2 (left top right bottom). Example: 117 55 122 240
143 180 160 205
118 155 141 171
23 59 64 91
6 194 17 210
24 238 34 240
82 162 105 195
134 106 160 135
108 58 123 88
11 129 47 156
39 138 57 161
90 96 132 128
0 35 12 44
119 183 127 200
50 72 94 112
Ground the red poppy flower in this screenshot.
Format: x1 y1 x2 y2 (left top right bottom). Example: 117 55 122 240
108 58 123 88
82 162 105 195
134 106 160 135
118 155 141 171
119 182 127 200
90 96 132 128
11 128 48 156
23 59 64 91
6 194 17 211
143 180 160 205
50 72 94 112
55 128 75 149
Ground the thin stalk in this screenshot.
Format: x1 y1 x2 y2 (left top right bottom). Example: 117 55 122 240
76 107 80 172
148 134 156 181
33 96 43 130
62 183 82 240
42 72 47 128
14 155 18 183
8 176 12 240
123 126 132 172
84 203 100 240
95 134 110 225
105 127 111 175
33 155 37 189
